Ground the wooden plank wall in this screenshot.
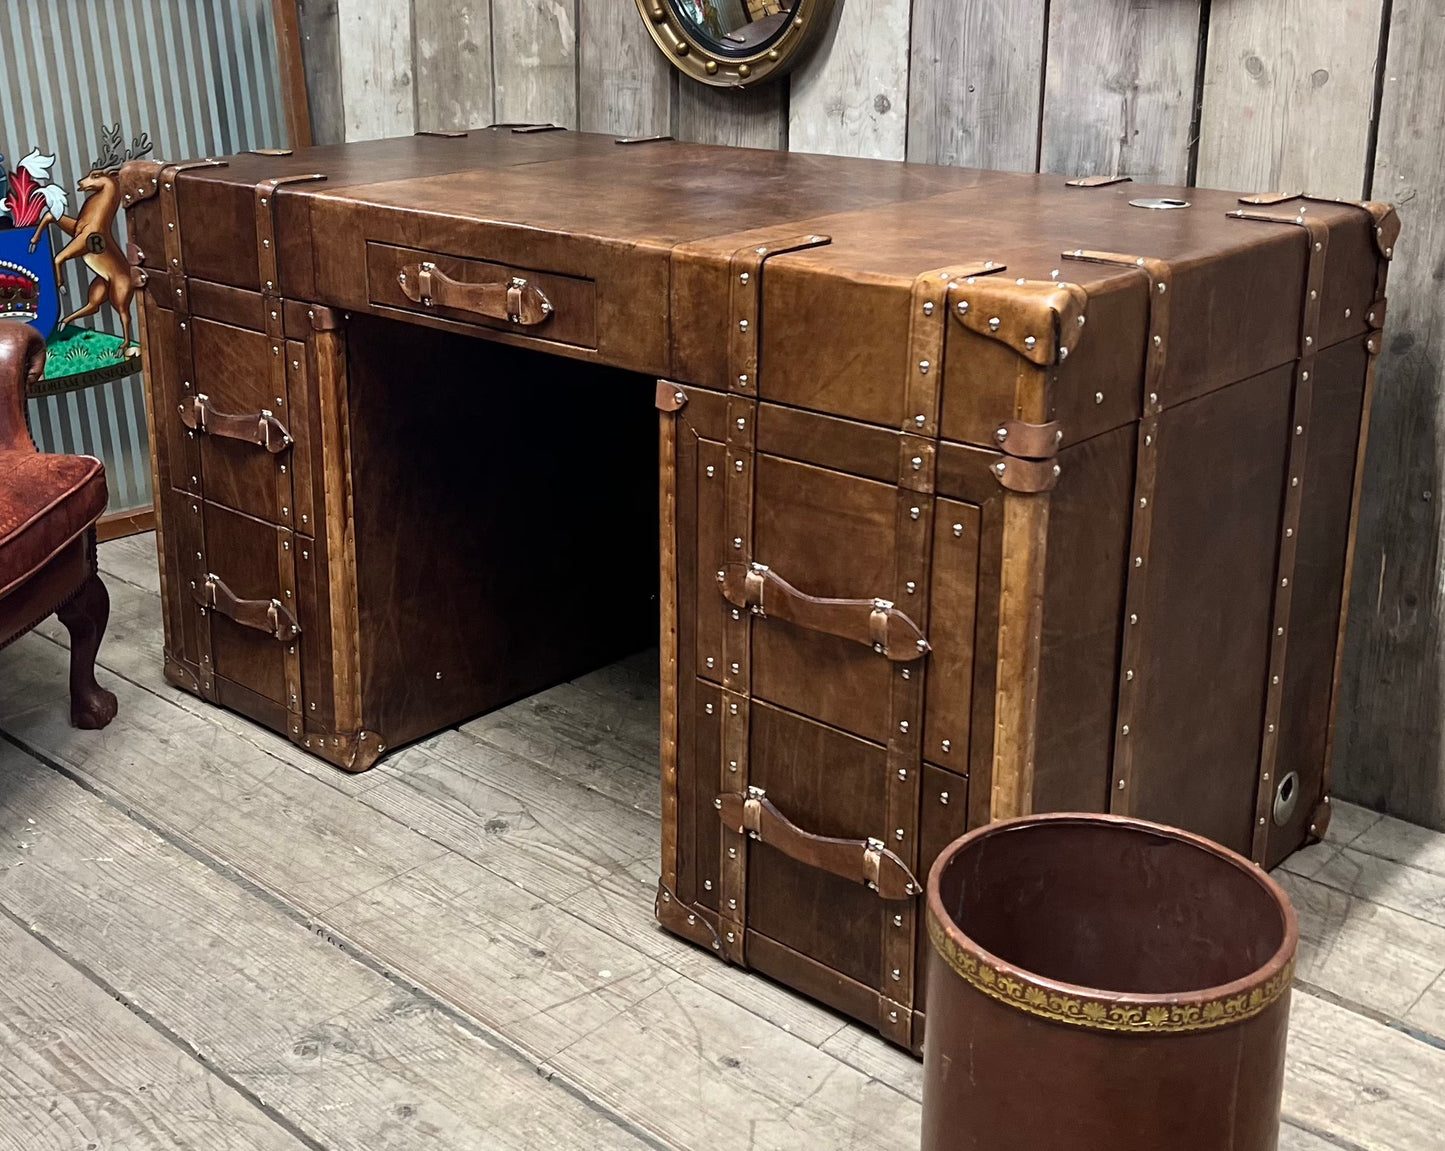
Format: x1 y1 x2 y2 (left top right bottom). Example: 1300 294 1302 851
294 0 1445 829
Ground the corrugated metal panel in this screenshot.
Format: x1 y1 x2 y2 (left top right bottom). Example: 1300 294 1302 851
2 0 289 513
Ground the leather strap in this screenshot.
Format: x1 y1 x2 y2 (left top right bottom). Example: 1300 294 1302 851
179 394 293 453
192 573 301 642
716 788 920 901
994 418 1063 458
716 231 832 967
992 456 1061 493
397 262 554 325
1067 174 1131 188
1228 207 1331 861
1063 249 1173 819
719 563 929 660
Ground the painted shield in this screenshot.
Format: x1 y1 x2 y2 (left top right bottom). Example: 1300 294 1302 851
0 225 60 341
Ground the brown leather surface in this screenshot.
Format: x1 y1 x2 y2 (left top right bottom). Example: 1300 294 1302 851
129 132 1386 1050
0 453 108 601
922 815 1296 1150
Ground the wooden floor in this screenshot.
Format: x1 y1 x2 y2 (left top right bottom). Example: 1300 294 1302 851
1 537 1443 1150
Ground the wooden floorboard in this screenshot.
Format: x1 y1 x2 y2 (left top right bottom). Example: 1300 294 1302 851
0 909 308 1151
2 533 1443 1149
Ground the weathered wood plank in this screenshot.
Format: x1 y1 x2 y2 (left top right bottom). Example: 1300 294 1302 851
1276 869 1445 1019
0 636 919 1151
1308 845 1445 932
492 0 579 128
0 914 307 1151
0 743 651 1151
578 0 673 136
1039 0 1201 183
415 0 494 132
1195 0 1384 196
677 78 786 149
788 0 910 160
296 0 346 146
460 677 660 814
1335 0 1445 835
1283 991 1445 1150
97 532 162 597
905 0 1047 170
336 0 416 141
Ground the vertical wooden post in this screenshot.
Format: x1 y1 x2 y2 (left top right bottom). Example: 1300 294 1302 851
271 0 314 149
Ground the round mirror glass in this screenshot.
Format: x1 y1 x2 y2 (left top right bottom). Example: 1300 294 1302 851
672 0 799 57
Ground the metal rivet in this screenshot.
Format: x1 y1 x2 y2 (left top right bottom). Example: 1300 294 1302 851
1095 391 1104 404
735 460 744 473
1152 335 1162 347
738 373 749 387
1125 669 1134 681
706 657 715 668
988 316 1001 331
730 662 740 674
1277 626 1285 636
705 703 714 714
1302 371 1310 382
703 880 712 890
923 301 934 316
713 797 722 809
995 461 1007 475
705 465 715 478
892 968 901 981
957 300 970 314
895 829 904 841
736 417 746 429
1259 817 1267 826
729 898 737 909
729 703 738 715
727 932 736 943
915 414 927 427
1024 336 1037 350
940 791 950 805
1157 283 1167 295
1272 675 1280 685
905 582 916 595
919 359 930 374
953 523 964 537
1121 724 1130 736
1305 336 1313 347
1281 577 1289 588
1314 242 1322 252
1139 497 1148 508
1130 613 1138 625
900 668 911 680
1291 477 1299 487
893 915 904 927
1310 289 1318 300
739 272 749 284
729 760 737 771
1016 277 1026 286
733 537 743 549
283 540 290 550
1286 528 1294 538
738 319 748 332
912 456 923 470
898 768 908 780
1268 723 1276 733
899 721 909 733
1053 464 1061 477
941 739 951 753
1117 779 1127 789
731 608 741 620
909 506 920 520
1145 434 1153 446
1149 392 1158 405
1134 556 1143 568
728 848 736 858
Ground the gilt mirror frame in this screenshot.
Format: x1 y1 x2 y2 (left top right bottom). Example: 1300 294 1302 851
635 0 838 89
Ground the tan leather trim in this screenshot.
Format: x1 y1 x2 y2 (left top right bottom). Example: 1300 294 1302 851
1066 174 1132 188
118 158 164 206
991 456 1061 493
397 261 554 326
950 275 1088 365
179 393 293 453
654 380 689 412
994 419 1063 459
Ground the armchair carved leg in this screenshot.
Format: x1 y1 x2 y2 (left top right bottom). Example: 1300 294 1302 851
55 572 118 730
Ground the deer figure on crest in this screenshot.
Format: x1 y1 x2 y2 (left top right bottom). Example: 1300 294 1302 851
28 125 152 355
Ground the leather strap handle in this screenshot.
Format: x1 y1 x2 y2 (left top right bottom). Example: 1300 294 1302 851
192 573 301 642
179 394 292 454
720 562 930 661
716 787 920 900
397 261 554 325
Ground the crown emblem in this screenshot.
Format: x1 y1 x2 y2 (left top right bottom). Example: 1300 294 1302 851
0 258 40 321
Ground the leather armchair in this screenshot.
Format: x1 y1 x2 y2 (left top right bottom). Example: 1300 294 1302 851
0 325 117 728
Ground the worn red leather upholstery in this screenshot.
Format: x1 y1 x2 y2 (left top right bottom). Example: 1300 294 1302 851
0 325 117 728
0 453 108 599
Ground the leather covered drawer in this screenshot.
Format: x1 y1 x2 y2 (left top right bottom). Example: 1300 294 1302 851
366 241 598 349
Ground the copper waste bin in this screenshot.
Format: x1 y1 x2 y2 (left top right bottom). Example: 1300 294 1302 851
922 814 1298 1151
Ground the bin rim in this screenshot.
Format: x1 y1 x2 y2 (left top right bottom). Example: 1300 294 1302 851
925 812 1299 1035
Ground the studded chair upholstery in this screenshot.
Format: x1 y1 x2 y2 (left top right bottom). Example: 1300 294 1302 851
0 325 117 728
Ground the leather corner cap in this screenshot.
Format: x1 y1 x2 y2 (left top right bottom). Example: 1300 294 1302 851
118 159 163 206
949 276 1088 366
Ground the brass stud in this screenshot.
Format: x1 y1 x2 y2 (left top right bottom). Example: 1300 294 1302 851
705 60 718 75
674 41 689 55
737 63 750 78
